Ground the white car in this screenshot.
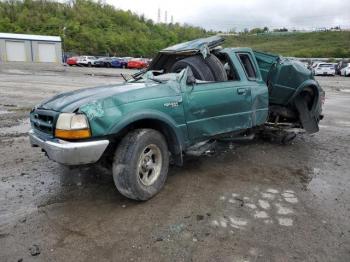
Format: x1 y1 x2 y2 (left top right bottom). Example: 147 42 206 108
77 56 98 67
340 63 350 76
312 63 336 76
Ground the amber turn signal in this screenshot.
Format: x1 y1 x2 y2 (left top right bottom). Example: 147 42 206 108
55 128 91 140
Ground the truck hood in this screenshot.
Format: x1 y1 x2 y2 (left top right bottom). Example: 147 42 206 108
37 81 177 112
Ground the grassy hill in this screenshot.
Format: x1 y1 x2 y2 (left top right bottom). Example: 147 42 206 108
0 0 207 57
1 1 349 58
223 31 350 58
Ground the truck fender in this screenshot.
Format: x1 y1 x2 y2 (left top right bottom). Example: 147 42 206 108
287 79 320 109
288 80 320 134
107 110 186 166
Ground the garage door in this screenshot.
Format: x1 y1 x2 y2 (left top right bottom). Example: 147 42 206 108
5 41 26 62
38 43 56 62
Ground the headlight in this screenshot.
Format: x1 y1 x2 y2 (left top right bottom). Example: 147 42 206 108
55 113 91 139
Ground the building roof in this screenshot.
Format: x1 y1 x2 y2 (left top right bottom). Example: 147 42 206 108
0 32 61 42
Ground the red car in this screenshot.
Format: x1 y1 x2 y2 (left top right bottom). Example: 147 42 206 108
127 58 148 69
67 56 78 66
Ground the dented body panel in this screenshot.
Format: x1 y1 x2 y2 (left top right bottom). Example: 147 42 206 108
254 50 322 106
29 36 323 166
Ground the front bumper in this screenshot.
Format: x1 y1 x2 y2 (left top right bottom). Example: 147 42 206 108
29 130 109 166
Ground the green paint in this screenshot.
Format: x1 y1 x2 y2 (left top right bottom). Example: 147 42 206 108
31 36 323 151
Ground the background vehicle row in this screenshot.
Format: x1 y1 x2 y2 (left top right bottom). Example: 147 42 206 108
66 56 150 69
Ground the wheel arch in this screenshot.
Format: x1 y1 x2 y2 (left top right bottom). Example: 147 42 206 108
288 79 320 110
108 111 186 166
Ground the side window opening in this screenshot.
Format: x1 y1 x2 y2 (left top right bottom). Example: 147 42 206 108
238 53 257 80
216 53 240 81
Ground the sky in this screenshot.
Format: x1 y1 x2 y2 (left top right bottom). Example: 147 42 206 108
106 0 350 31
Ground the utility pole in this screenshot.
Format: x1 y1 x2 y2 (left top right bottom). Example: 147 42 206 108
157 8 161 24
165 10 167 24
171 15 174 24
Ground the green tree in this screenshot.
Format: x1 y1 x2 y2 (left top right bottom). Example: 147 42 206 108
0 0 208 57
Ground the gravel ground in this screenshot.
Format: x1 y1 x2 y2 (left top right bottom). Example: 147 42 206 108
0 65 349 262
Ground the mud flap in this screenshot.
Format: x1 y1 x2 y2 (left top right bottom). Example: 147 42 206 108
294 96 319 134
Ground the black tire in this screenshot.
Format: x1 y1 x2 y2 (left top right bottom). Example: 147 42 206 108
88 62 92 67
112 129 169 201
106 63 111 68
204 54 227 82
170 55 215 81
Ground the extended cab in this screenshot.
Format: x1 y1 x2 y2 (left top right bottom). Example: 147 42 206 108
29 36 324 200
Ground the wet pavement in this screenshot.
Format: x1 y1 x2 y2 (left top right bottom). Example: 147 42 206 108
0 68 349 262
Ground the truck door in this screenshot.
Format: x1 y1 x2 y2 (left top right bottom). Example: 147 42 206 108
182 56 253 140
235 52 269 127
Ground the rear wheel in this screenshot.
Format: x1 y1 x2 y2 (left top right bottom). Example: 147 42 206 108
170 55 215 81
112 129 169 201
204 54 227 82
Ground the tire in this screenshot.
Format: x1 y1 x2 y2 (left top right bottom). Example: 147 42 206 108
170 55 215 81
106 63 111 68
112 129 169 201
204 54 227 82
88 62 92 67
122 64 126 69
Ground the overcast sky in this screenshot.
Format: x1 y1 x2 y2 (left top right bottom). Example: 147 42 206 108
106 0 350 31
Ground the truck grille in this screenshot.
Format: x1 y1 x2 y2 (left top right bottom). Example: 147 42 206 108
30 109 58 136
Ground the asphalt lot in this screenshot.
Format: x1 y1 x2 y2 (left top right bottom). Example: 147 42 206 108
0 65 350 261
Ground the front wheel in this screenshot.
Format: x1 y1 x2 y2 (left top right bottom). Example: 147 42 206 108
112 129 169 201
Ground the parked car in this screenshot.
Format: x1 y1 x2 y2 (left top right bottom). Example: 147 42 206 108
66 56 78 66
312 63 336 76
336 60 350 75
93 57 108 67
95 57 114 67
127 58 148 69
77 56 99 67
29 36 324 201
111 58 128 68
340 63 350 76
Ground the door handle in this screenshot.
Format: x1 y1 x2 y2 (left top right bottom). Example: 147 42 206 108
237 88 247 95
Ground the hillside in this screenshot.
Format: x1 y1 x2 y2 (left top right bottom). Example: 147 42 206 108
1 1 349 58
223 31 350 58
0 0 208 57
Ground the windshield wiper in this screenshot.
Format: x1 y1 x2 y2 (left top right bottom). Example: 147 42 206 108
131 68 147 80
148 78 164 83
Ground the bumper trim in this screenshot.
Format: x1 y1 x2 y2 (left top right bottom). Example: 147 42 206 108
29 130 109 165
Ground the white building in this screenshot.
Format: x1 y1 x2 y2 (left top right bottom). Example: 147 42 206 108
0 33 62 63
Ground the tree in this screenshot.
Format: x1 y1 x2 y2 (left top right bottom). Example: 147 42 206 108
0 0 208 57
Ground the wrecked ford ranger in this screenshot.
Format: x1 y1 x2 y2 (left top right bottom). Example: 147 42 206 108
29 36 324 200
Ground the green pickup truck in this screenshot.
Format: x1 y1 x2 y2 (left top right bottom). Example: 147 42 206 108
29 36 324 200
